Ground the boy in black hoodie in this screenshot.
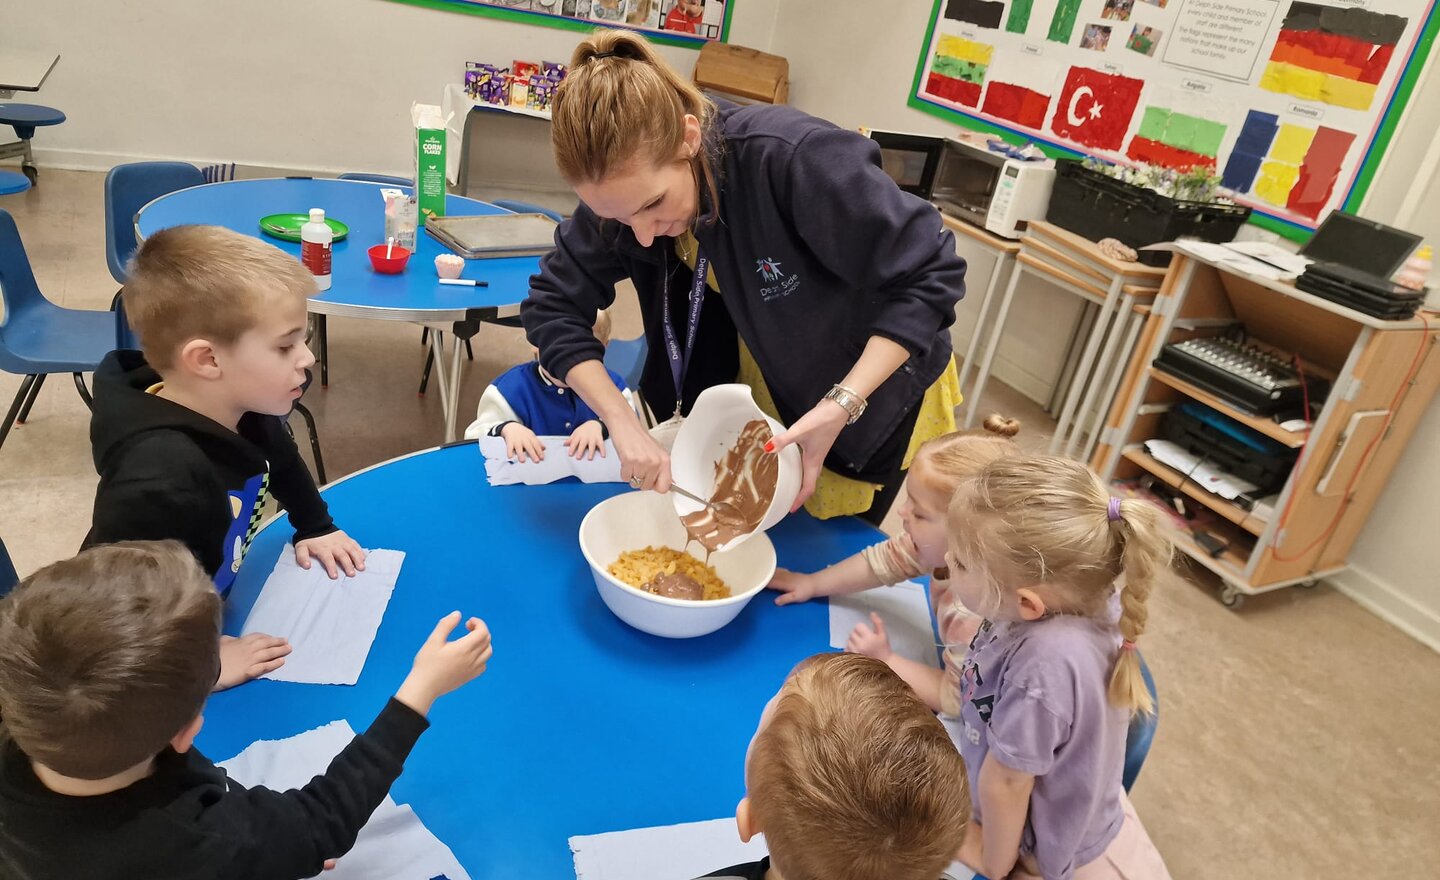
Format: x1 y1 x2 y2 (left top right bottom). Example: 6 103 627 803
85 224 366 687
0 541 493 880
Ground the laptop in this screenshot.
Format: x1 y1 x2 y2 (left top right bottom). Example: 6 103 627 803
1298 210 1421 277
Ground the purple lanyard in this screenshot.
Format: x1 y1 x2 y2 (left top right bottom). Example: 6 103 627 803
661 244 709 415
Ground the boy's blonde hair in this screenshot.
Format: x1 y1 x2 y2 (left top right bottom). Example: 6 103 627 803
911 413 1021 497
0 542 221 779
949 456 1172 715
124 224 316 370
553 29 721 218
748 653 970 880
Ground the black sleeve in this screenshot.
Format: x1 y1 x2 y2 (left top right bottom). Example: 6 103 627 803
777 126 966 358
217 699 430 880
84 432 231 577
251 415 336 543
521 206 631 383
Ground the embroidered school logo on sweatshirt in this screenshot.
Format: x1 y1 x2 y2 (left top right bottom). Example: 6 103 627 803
754 257 799 301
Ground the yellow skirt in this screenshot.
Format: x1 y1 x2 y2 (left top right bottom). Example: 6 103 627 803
737 343 962 519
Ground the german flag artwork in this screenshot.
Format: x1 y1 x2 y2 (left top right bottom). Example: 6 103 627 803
1260 2 1408 111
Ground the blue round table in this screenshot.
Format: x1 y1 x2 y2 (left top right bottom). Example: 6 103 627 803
136 178 544 439
199 444 883 880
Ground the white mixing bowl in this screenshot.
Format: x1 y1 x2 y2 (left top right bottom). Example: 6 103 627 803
578 489 777 638
669 384 801 553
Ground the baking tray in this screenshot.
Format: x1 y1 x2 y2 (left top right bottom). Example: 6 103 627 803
425 213 559 259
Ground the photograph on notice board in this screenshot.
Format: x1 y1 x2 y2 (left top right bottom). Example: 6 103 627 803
1127 24 1162 56
662 0 706 33
1139 0 1167 6
1102 0 1135 21
1081 24 1113 50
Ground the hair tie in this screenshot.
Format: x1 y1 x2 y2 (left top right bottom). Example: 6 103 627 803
1121 640 1138 652
1106 497 1123 523
591 50 623 61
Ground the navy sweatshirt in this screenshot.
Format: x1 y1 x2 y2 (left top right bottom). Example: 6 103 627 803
83 350 336 592
0 699 428 880
522 101 966 473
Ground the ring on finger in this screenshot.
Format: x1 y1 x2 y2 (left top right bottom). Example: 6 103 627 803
629 475 644 488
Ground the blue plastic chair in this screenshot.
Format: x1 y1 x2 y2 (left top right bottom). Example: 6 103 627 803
0 103 66 186
105 161 205 284
1123 653 1160 792
0 208 116 452
0 170 30 196
338 172 412 187
603 336 647 389
0 535 17 597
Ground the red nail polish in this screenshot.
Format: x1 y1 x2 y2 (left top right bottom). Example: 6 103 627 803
763 441 775 453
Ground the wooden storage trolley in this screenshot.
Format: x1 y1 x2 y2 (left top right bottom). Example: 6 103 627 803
1090 250 1440 608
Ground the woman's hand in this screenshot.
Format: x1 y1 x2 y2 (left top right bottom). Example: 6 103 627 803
766 399 849 510
611 418 672 493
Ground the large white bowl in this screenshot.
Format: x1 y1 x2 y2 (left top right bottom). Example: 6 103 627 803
578 489 777 638
669 384 801 553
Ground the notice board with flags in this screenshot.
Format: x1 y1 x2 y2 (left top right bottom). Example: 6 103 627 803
909 0 1439 239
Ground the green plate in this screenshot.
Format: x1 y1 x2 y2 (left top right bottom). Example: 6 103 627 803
258 213 349 242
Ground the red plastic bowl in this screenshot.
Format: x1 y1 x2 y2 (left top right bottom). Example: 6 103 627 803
367 244 412 274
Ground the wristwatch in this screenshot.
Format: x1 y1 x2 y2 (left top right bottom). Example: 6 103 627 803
824 384 868 425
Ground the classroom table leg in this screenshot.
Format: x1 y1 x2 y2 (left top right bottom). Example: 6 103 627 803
1080 306 1145 463
1049 276 1124 455
1065 293 1135 459
428 328 452 429
965 260 1027 428
957 252 1014 427
444 333 466 443
1048 302 1094 416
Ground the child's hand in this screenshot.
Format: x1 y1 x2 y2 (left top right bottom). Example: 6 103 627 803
845 612 894 661
501 422 545 463
955 819 984 873
564 420 606 460
395 612 493 716
296 531 367 579
767 569 818 606
215 633 292 690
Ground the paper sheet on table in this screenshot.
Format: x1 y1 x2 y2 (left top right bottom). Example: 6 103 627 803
570 817 768 880
1144 439 1260 501
1223 241 1312 277
480 435 624 485
219 722 470 880
828 580 941 669
1168 240 1295 281
240 547 404 685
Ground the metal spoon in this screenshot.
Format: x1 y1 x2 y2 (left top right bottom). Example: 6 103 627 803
669 484 747 529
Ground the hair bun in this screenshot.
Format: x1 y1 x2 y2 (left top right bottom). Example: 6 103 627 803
981 413 1021 438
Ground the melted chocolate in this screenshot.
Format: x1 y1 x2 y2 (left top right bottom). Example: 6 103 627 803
644 571 705 601
680 419 777 553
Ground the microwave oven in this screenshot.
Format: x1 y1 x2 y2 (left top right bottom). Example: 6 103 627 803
866 129 1056 239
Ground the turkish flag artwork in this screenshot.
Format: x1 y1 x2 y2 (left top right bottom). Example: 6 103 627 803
1048 66 1145 152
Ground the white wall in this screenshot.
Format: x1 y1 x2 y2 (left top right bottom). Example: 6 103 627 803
8 0 1437 643
772 0 1439 646
8 0 779 176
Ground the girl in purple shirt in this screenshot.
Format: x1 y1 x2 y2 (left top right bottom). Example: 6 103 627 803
945 456 1173 880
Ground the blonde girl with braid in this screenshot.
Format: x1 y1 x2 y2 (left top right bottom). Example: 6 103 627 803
944 456 1173 880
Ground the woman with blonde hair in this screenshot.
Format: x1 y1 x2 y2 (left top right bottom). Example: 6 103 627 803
520 29 968 524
